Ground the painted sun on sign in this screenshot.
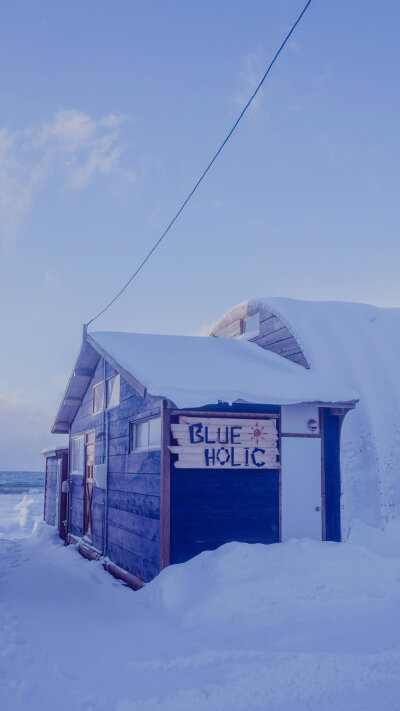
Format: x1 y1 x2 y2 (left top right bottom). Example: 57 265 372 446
248 422 269 446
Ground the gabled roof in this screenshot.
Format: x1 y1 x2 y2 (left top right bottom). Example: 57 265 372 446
52 330 357 433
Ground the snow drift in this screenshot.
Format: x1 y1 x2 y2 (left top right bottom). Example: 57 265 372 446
241 298 400 532
1 492 400 711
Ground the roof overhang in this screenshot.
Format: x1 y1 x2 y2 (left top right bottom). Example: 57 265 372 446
51 335 148 434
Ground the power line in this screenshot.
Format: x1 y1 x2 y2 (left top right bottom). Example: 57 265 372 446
87 0 313 327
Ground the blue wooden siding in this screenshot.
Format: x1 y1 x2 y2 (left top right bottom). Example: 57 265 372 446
69 357 162 582
44 456 58 525
323 410 341 542
170 468 279 565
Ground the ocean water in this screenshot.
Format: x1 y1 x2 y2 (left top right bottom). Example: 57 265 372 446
0 471 44 495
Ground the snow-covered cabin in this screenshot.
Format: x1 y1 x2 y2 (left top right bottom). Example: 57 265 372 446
46 317 357 588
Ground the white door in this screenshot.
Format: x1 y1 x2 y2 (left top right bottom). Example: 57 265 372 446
281 437 322 540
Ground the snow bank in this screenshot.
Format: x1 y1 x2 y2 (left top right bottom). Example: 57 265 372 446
140 538 400 627
2 487 400 711
0 492 43 539
247 298 400 532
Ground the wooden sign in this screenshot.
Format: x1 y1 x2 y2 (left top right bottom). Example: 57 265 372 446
170 416 279 469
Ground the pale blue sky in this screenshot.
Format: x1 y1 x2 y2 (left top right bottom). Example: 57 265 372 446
1 0 399 468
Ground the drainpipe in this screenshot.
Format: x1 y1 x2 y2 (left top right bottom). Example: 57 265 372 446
101 357 109 557
103 409 109 557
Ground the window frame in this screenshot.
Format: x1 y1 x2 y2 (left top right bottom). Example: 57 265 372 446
92 381 105 415
129 415 162 452
92 374 120 414
106 374 120 410
70 435 84 475
241 312 260 337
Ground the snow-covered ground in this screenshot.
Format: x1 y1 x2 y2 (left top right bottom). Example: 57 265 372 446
1 492 400 711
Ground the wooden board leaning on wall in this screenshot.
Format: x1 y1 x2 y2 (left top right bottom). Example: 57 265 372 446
170 416 280 470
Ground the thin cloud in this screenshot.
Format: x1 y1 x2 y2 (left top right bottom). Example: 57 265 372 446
232 49 268 118
0 109 131 249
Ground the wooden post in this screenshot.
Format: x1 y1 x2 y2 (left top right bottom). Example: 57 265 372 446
319 407 326 541
159 399 171 571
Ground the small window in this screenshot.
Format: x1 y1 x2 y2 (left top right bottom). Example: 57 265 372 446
71 436 84 473
130 416 161 451
242 313 260 337
106 374 120 410
93 382 105 414
92 375 120 414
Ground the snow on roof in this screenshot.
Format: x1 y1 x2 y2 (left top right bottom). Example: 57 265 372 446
88 330 357 408
244 297 400 531
40 444 68 457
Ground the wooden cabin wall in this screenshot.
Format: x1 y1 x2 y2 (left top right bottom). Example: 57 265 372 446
69 359 162 583
44 455 58 525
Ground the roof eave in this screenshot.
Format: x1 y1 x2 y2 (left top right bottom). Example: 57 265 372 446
86 334 147 398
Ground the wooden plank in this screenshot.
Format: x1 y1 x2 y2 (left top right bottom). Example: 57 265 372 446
178 415 278 425
170 410 279 419
107 523 159 565
160 399 171 570
70 522 83 538
210 304 248 335
108 436 129 457
171 518 279 543
64 397 82 406
107 489 160 519
92 502 104 521
108 418 130 440
106 541 158 583
252 328 291 348
70 509 83 527
268 339 306 358
108 472 160 496
107 450 162 476
169 444 278 454
287 352 307 365
171 469 279 498
171 496 279 520
173 456 279 470
125 450 161 474
227 320 242 338
258 315 285 337
107 454 127 474
171 433 278 445
74 367 95 377
71 412 102 435
107 507 160 542
107 396 161 423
